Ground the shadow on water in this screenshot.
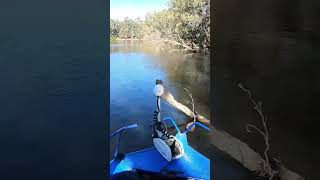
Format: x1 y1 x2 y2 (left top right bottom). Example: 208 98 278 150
215 0 320 179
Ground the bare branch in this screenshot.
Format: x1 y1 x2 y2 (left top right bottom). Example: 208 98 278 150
246 124 266 137
184 88 195 122
238 83 279 179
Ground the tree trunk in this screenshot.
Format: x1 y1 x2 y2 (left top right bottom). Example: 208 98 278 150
163 39 197 52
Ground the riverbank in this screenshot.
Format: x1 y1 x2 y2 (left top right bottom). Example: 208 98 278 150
115 38 143 41
112 38 209 54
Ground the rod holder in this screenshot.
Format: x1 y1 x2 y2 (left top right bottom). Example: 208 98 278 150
110 124 138 158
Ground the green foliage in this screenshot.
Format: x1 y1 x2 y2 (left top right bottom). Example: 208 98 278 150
110 17 144 39
110 35 117 43
110 19 121 37
168 0 210 50
110 0 210 52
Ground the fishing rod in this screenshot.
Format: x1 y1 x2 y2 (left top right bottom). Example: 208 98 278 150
153 80 168 132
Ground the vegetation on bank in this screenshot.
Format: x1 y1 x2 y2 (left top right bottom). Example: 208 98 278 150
110 36 117 43
110 0 210 52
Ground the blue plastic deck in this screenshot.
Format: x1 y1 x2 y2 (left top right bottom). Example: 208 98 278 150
110 132 210 179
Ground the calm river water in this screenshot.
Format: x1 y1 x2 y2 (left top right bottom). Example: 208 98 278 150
110 41 210 155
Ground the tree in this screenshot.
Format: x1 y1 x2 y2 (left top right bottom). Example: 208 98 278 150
143 0 210 52
110 0 210 52
110 19 121 37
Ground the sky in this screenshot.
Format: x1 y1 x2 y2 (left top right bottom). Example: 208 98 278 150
110 0 168 20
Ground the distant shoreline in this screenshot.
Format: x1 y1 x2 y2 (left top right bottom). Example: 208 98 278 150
115 38 144 41
111 38 208 54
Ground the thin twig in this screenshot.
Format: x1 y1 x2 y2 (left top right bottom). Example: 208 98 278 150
184 88 195 123
238 83 279 180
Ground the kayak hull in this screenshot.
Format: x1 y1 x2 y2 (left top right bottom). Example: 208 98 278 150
110 132 210 179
